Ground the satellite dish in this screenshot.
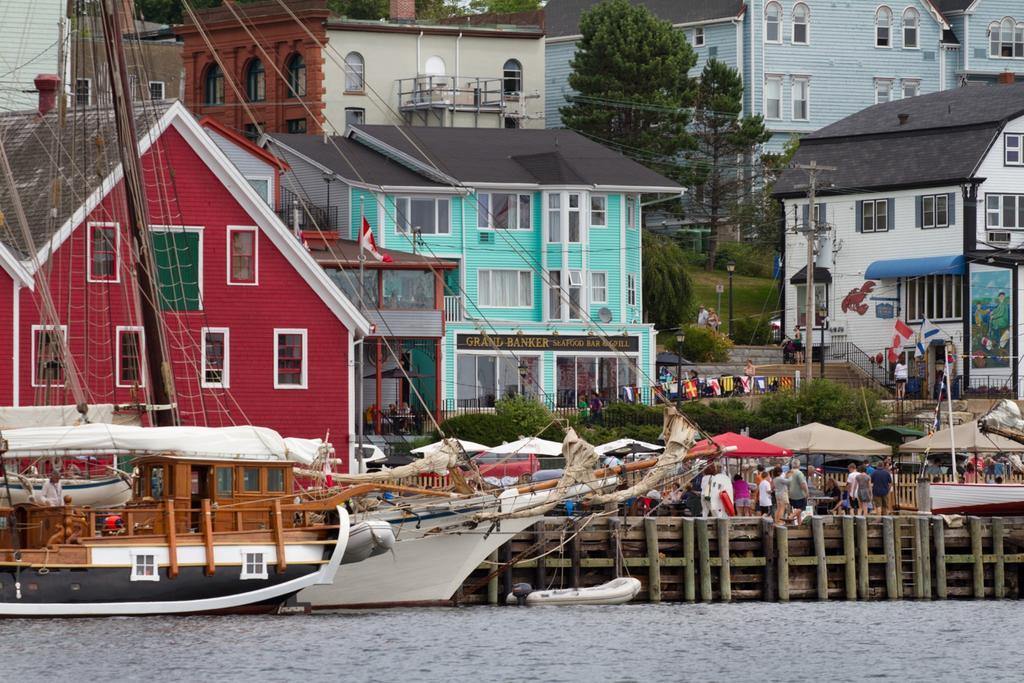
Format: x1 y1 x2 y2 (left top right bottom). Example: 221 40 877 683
598 307 613 324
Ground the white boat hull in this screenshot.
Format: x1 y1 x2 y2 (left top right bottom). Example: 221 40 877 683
1 476 132 507
506 577 642 606
930 483 1024 515
301 481 614 608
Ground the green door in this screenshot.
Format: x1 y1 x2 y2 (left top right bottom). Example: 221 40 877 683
151 230 201 311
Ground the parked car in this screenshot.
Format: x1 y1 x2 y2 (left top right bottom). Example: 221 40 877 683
473 452 541 479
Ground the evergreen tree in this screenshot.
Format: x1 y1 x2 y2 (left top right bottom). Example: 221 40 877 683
642 231 693 330
559 0 696 172
683 59 771 271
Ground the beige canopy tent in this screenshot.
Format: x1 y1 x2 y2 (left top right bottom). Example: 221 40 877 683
764 422 891 456
898 422 1024 454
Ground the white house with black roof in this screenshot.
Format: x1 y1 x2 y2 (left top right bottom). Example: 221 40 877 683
775 82 1024 399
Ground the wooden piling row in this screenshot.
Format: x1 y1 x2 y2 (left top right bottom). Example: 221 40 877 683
458 515 1024 604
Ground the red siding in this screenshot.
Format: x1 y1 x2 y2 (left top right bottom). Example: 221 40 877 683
14 125 351 465
0 271 13 407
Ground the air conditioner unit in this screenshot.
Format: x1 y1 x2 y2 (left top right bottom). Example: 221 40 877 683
988 230 1011 246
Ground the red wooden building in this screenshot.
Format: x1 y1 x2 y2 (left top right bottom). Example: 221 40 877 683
0 95 369 466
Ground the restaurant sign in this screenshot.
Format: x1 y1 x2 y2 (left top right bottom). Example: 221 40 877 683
456 333 638 353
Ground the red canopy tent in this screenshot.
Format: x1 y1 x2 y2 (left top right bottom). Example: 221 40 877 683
691 432 792 458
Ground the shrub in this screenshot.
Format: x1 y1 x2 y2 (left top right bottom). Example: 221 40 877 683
437 396 565 446
680 324 733 363
732 314 776 346
757 378 888 433
716 242 775 278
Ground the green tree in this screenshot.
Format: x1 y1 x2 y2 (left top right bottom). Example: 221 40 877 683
733 134 800 248
642 231 693 329
469 0 541 13
560 0 696 174
682 59 771 271
757 379 887 434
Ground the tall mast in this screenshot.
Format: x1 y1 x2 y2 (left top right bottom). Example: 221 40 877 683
99 0 178 426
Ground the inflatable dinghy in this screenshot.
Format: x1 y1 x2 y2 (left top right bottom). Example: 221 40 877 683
505 577 642 606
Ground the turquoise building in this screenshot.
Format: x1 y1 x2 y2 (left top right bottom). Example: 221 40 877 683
266 126 679 414
545 0 1024 150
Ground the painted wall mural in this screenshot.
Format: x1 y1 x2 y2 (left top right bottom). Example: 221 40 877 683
970 269 1011 369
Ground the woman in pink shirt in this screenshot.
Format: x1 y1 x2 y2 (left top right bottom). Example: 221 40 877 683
732 474 753 516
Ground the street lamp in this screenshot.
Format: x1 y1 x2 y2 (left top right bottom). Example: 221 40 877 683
726 261 736 339
517 360 530 396
675 331 686 401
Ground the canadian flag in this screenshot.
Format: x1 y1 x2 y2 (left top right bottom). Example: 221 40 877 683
888 319 915 364
359 217 392 263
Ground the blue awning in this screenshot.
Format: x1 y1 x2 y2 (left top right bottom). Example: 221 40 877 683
864 255 965 280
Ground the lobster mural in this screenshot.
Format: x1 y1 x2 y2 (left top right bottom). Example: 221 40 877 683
841 281 876 316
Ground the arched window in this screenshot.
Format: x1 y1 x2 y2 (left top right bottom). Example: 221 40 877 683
990 18 1024 57
424 55 446 76
286 53 306 98
246 59 265 102
204 63 224 105
903 8 919 48
792 3 809 44
876 6 892 47
764 2 781 43
344 52 364 93
503 59 522 95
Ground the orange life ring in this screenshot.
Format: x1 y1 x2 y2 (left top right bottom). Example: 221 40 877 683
719 491 735 516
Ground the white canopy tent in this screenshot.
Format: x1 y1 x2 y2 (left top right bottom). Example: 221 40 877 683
764 422 891 456
899 422 1023 454
0 423 324 465
487 437 564 457
410 439 489 455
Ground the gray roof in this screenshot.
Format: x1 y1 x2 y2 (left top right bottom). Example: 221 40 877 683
265 133 444 188
545 0 745 38
0 102 173 258
348 124 681 189
774 84 1024 197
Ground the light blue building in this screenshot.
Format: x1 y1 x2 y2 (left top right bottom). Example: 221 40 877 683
265 126 680 414
545 0 1024 150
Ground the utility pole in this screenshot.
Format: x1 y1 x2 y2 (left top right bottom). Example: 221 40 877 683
793 161 835 386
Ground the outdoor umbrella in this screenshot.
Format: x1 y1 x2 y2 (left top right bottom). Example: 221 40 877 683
898 422 1023 454
410 439 489 455
594 438 664 456
764 422 891 456
692 432 792 458
487 437 564 457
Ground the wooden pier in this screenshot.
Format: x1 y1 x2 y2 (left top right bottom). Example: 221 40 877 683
458 515 1024 603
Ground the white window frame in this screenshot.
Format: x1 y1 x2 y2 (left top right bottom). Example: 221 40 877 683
243 176 273 205
567 269 583 320
625 196 637 229
901 79 920 98
590 194 607 227
273 328 308 390
148 80 166 101
546 193 561 242
986 194 1024 229
627 273 637 307
201 327 231 389
764 75 783 120
693 27 705 47
31 324 68 388
1005 133 1023 166
861 199 889 233
476 192 530 231
764 2 782 44
902 7 919 49
568 193 582 243
792 3 810 45
988 19 1024 58
240 549 269 580
344 107 365 126
75 78 91 106
344 51 365 92
478 269 533 308
130 551 160 582
791 77 810 121
921 194 949 229
876 6 893 48
115 326 146 389
397 196 452 235
591 271 608 305
906 274 962 322
227 225 259 285
86 221 120 283
874 78 894 104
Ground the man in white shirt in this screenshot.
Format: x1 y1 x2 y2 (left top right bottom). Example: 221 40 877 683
41 471 63 506
697 305 709 327
846 462 859 514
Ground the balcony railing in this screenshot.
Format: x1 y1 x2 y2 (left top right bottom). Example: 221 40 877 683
396 75 506 114
444 295 464 322
277 187 340 233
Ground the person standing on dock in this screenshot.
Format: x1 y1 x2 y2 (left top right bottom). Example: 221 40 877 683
846 463 860 514
757 471 773 517
772 467 790 525
787 459 809 525
870 462 893 515
855 465 873 514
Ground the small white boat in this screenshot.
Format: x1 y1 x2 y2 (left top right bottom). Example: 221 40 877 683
930 482 1024 515
341 520 395 564
505 577 642 606
1 475 132 507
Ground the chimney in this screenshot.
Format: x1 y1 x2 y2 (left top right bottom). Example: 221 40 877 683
34 74 61 116
389 0 416 22
998 70 1016 85
897 113 910 125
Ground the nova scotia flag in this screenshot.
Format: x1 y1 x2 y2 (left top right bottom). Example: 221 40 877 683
915 318 942 358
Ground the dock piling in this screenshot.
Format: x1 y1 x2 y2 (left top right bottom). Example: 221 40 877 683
970 516 985 599
994 517 1006 599
682 518 695 602
644 517 662 603
717 518 732 603
812 516 828 600
856 516 869 599
883 516 898 599
842 516 857 600
931 516 947 599
696 518 712 602
776 524 790 602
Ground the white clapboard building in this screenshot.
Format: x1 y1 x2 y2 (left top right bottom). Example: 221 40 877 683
775 80 1024 399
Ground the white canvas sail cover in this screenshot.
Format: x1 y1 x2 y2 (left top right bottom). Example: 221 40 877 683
0 404 142 429
0 423 323 464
